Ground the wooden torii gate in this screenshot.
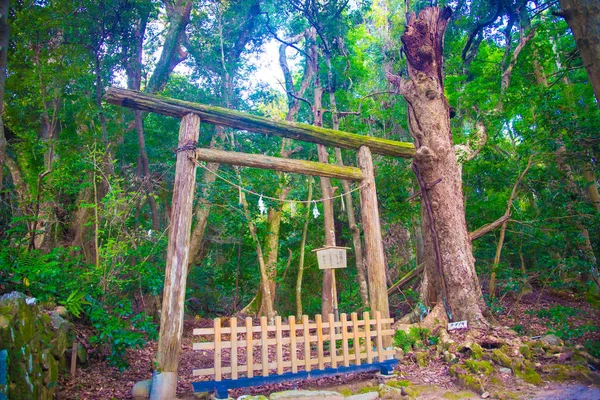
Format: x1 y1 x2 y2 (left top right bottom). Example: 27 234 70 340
104 87 415 399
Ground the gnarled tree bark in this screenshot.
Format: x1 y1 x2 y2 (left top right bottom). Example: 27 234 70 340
387 7 487 327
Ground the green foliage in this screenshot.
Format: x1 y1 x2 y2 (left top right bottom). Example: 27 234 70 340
393 326 433 352
584 340 600 359
484 294 506 315
534 306 598 341
86 299 157 371
59 290 90 319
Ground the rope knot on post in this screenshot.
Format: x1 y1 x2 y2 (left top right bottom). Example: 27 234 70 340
174 141 198 154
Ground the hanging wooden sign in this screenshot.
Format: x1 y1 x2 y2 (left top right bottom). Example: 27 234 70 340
312 246 351 269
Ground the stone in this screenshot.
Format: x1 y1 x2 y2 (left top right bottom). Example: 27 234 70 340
498 367 512 375
43 355 58 386
377 383 402 399
443 351 457 363
270 390 344 400
491 349 512 369
450 364 485 395
481 391 490 398
346 392 380 400
395 348 404 359
54 306 68 317
132 379 152 399
539 334 563 347
236 395 267 400
76 343 87 364
415 351 429 367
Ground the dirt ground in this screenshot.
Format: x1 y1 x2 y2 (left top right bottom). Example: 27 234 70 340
59 288 600 400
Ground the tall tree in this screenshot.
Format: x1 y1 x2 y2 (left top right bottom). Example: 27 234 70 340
558 0 600 105
388 7 488 326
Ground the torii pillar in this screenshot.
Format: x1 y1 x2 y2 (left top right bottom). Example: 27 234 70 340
150 113 200 400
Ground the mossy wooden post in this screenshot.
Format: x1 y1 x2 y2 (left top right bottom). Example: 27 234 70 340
357 146 391 347
150 113 200 400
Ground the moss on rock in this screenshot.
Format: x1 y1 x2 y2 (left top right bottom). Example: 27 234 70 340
492 349 513 369
450 365 485 394
519 345 532 359
0 292 73 400
386 380 411 388
416 351 429 367
514 363 542 386
465 360 494 376
470 343 484 360
542 363 600 384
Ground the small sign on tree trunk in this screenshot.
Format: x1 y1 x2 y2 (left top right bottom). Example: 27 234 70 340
448 320 468 331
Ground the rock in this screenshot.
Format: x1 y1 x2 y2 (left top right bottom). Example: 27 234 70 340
132 379 152 399
415 351 429 367
464 360 494 376
498 367 512 375
50 311 69 331
443 351 457 363
481 392 490 398
395 348 404 359
54 306 69 317
76 343 87 364
540 334 563 347
270 390 344 400
450 364 485 394
0 292 28 301
491 349 512 369
237 395 267 400
377 383 403 399
346 392 379 400
519 345 532 359
514 363 542 386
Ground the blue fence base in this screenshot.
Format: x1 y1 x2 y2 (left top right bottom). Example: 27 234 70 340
192 358 398 399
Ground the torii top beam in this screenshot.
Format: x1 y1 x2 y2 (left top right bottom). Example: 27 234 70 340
104 87 415 159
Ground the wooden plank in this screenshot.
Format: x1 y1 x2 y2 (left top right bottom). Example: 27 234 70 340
364 312 373 364
192 359 400 392
155 113 201 392
303 315 311 372
358 146 391 339
328 313 337 369
70 342 77 378
195 148 363 181
341 313 350 367
104 87 415 158
351 313 361 366
275 316 283 375
261 316 269 377
246 317 253 378
289 316 298 374
375 311 383 362
214 318 222 381
231 318 238 380
316 314 324 370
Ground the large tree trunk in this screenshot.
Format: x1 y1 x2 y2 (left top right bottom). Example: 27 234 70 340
559 0 600 106
387 7 487 327
0 0 9 189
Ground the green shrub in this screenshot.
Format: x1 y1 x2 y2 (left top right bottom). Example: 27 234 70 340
536 306 597 341
393 326 433 352
86 299 157 371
